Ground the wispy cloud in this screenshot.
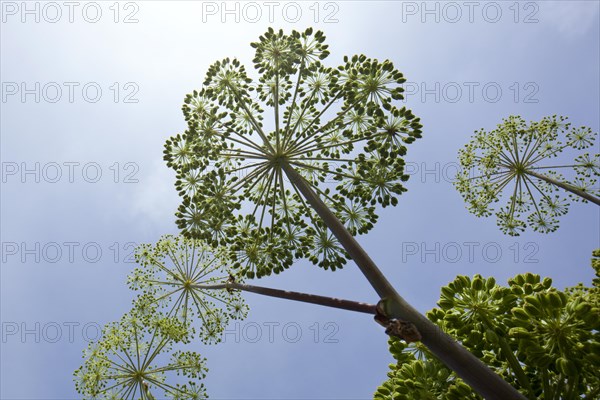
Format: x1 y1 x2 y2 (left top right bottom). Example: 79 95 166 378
128 159 178 231
542 2 599 38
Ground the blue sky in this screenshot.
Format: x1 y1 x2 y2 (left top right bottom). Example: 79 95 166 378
1 1 599 399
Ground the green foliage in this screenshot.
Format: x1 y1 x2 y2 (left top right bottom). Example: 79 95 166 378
163 27 422 278
376 250 600 399
75 236 246 398
455 115 599 236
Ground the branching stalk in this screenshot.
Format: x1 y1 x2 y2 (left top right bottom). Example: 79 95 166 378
526 170 600 205
192 282 376 314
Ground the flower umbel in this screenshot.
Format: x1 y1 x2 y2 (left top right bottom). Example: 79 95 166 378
129 235 248 344
74 310 207 399
163 28 423 277
455 115 599 236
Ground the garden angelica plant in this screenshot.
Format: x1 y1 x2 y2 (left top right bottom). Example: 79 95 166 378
161 27 526 399
76 28 527 399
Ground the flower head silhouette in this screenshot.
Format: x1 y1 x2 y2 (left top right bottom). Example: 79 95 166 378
74 309 207 399
129 235 248 344
163 28 422 277
455 115 599 236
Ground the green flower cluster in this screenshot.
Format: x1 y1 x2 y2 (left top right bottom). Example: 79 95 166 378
129 235 248 344
375 250 600 399
74 235 247 399
73 308 207 399
163 27 422 278
455 115 599 236
375 338 477 400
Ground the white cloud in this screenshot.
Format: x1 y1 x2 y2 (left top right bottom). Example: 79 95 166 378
128 158 179 229
542 2 599 38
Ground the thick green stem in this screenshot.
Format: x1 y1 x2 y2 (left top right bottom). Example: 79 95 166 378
193 282 377 314
526 170 600 205
281 162 526 400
